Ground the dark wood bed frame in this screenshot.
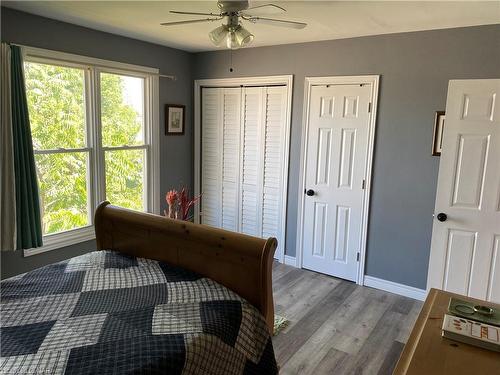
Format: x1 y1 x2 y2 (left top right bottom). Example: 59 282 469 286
94 201 277 332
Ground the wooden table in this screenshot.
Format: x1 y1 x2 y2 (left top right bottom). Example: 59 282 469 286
393 288 500 374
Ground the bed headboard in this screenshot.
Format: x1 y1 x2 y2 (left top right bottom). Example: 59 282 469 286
94 201 277 332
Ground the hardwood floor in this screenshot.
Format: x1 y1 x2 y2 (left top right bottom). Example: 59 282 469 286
272 262 423 375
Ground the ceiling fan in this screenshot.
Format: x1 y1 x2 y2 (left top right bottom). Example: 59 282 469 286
160 1 307 50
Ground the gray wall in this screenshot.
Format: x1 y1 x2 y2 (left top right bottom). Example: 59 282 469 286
1 240 96 278
1 7 193 279
193 24 500 289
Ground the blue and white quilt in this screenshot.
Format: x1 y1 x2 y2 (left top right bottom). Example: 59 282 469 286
0 251 277 374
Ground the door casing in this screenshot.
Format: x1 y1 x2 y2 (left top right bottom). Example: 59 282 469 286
296 75 380 285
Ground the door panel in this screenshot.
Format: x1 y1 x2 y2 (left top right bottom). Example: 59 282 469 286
334 206 350 262
302 84 372 281
240 87 263 236
261 87 287 243
488 236 500 302
428 79 500 303
201 88 222 227
461 92 498 122
338 128 356 189
451 134 489 209
312 202 328 257
343 96 359 118
316 128 332 185
443 229 477 295
221 88 241 231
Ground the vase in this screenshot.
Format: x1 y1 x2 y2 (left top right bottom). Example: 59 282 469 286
168 206 176 219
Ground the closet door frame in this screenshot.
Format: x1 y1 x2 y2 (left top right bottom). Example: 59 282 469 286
194 75 293 263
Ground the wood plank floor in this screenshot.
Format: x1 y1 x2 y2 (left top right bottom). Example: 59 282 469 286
271 262 423 375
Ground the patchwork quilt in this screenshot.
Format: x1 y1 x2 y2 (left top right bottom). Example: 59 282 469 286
0 251 277 374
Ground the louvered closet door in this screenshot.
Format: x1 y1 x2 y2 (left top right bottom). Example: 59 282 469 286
240 87 263 236
201 87 241 229
200 85 287 257
240 86 286 252
260 87 286 248
200 88 222 227
221 88 241 231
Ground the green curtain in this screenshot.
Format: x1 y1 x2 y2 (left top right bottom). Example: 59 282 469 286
1 43 17 251
11 45 43 249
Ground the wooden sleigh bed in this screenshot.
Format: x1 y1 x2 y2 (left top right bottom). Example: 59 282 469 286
1 202 278 374
95 201 277 331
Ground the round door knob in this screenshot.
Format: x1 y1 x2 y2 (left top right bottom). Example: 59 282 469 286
436 213 447 222
306 189 315 196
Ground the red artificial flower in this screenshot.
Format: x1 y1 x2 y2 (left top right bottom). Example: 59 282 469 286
178 186 201 221
166 190 178 206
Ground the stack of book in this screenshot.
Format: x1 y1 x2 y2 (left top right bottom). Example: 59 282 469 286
442 297 500 352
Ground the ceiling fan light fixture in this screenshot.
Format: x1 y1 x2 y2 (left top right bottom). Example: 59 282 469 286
209 24 229 46
226 30 239 49
233 25 254 46
225 25 254 50
164 2 307 50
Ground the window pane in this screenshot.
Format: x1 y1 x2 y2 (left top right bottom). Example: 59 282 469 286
35 152 90 235
101 73 144 146
105 149 145 211
25 62 86 149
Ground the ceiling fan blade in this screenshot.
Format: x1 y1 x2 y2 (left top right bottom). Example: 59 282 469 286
243 4 286 16
246 17 307 29
170 10 221 17
160 18 222 26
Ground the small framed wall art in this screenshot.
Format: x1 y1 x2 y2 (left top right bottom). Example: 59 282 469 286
165 104 185 135
432 111 445 156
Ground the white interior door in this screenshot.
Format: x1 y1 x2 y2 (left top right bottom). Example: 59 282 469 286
302 84 372 281
239 87 263 236
427 79 500 303
200 87 223 228
221 88 241 232
200 85 288 260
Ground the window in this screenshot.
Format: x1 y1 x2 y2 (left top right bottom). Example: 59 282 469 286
25 62 91 235
23 48 159 255
100 72 147 211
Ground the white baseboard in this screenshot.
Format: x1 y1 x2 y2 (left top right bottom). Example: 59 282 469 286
284 255 298 267
278 259 426 301
363 275 427 301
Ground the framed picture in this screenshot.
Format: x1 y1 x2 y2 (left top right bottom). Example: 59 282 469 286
165 104 185 135
432 111 445 156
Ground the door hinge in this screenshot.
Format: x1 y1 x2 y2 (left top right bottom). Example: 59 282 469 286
368 102 372 113
357 252 360 262
362 179 366 189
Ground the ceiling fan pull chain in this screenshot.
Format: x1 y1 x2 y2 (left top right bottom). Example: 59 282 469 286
229 49 234 73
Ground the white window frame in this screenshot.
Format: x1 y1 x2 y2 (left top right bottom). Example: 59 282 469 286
23 46 160 257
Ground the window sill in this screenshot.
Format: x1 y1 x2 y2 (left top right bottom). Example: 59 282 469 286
23 226 96 257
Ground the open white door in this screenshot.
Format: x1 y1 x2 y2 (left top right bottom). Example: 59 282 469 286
301 82 374 282
427 79 500 303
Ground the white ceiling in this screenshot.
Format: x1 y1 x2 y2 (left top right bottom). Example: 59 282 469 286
3 1 500 52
